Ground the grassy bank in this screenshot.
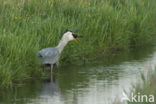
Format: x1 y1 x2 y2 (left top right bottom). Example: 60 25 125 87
0 0 156 88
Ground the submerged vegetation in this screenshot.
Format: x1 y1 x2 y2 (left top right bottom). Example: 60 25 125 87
0 0 156 88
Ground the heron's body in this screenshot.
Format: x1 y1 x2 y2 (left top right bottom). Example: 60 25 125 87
37 47 59 65
37 30 79 74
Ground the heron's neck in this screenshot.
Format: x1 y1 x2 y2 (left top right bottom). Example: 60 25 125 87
56 39 69 53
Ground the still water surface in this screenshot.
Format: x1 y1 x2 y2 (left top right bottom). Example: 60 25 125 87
0 46 156 104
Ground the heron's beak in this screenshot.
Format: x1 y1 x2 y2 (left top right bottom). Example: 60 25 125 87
74 38 79 43
73 33 83 43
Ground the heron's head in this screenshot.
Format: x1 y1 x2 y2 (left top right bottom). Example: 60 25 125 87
63 29 81 42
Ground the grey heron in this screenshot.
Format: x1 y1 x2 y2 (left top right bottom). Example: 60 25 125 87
37 29 80 74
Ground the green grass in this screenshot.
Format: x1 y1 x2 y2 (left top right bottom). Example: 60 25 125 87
0 0 156 88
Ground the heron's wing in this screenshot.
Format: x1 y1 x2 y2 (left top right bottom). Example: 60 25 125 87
38 48 59 64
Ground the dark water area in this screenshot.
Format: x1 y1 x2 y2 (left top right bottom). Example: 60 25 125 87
0 46 156 104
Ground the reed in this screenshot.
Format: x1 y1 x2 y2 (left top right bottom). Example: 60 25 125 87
127 69 156 104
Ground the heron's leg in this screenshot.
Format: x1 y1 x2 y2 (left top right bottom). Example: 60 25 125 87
50 64 53 81
50 64 53 73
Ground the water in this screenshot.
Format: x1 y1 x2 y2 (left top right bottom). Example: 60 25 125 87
0 46 156 104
